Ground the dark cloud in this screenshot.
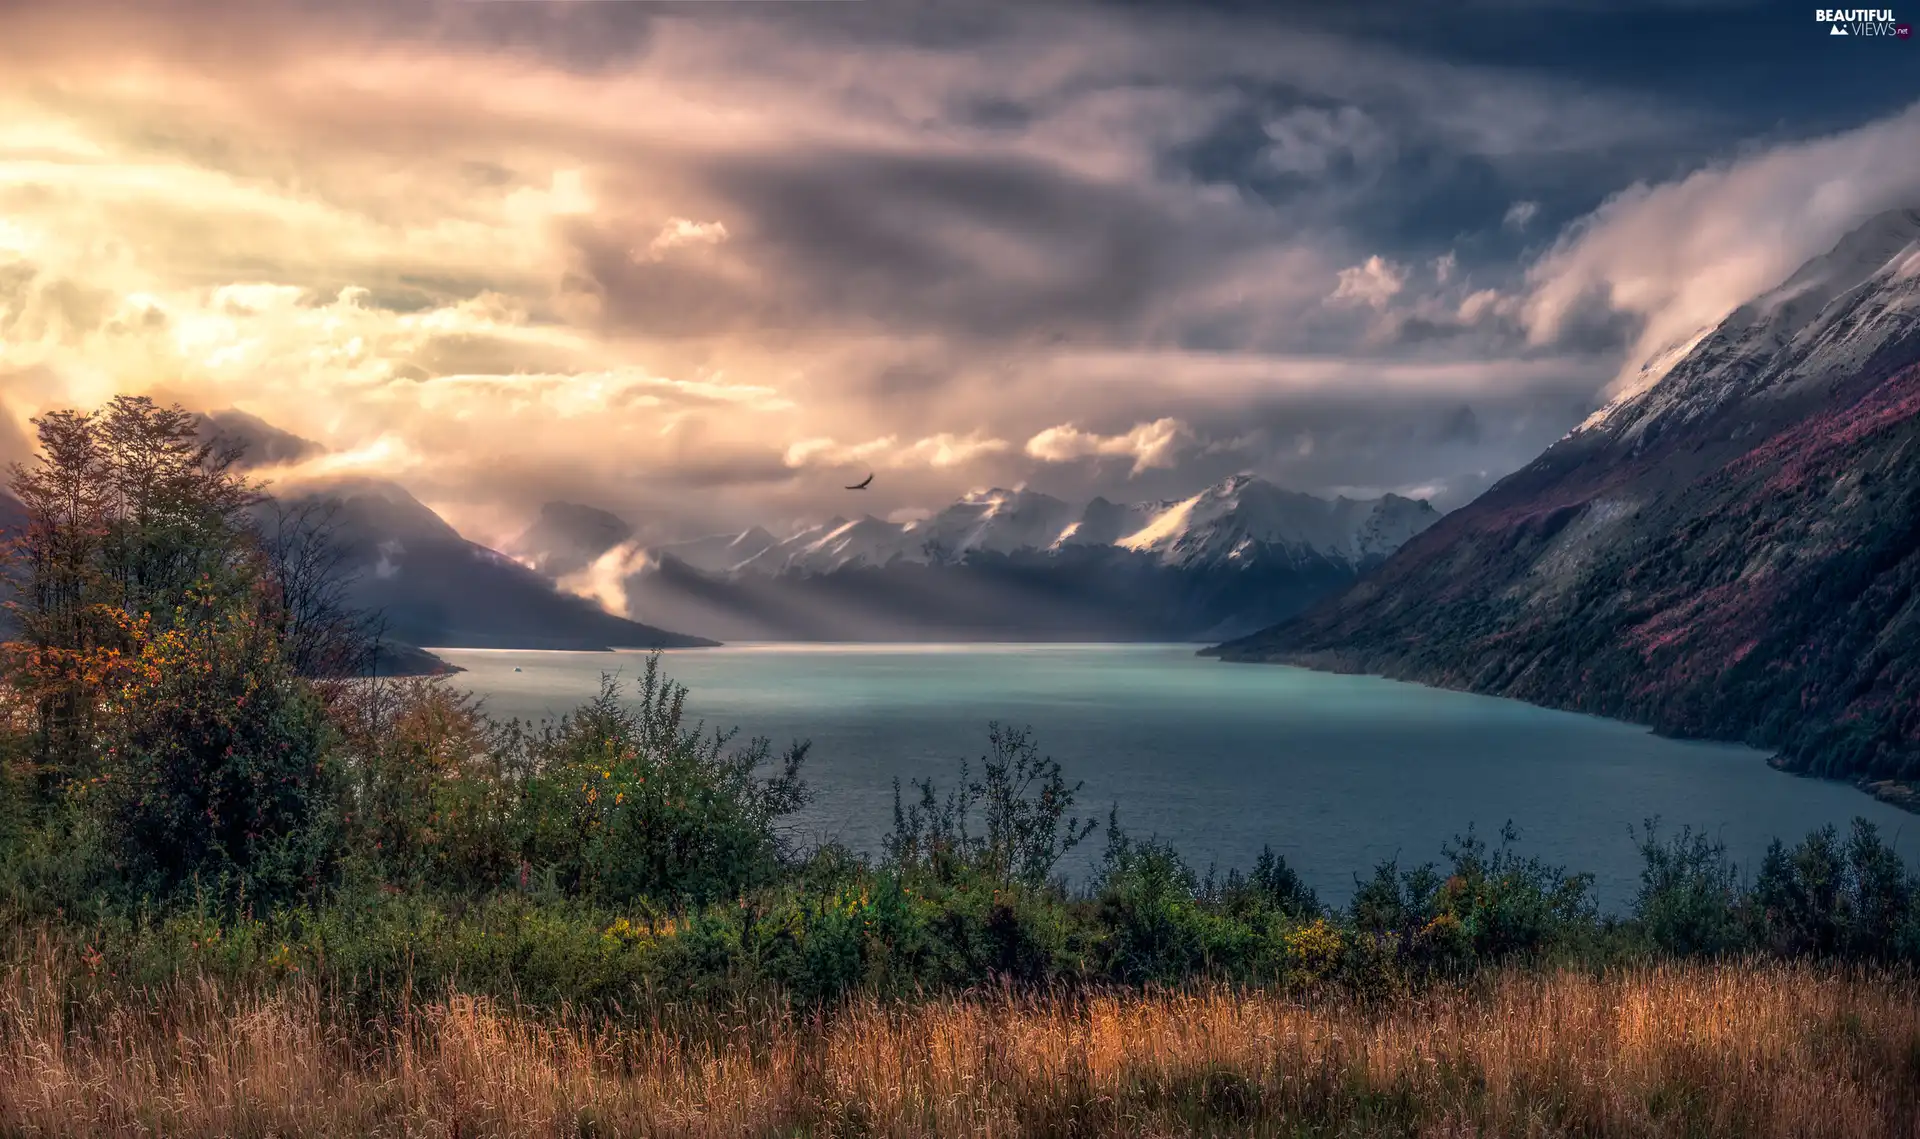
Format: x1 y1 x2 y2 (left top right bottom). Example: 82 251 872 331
957 97 1038 133
588 147 1187 345
1436 405 1484 446
1534 285 1643 356
408 334 583 381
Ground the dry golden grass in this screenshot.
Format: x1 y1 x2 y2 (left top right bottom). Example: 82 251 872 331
2 943 1917 1138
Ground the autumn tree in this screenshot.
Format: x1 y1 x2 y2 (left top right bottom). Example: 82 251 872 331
97 596 344 906
2 396 350 904
3 408 112 776
94 397 257 616
4 397 262 779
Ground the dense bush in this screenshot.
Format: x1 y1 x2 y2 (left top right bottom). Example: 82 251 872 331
507 662 811 906
1752 819 1919 961
324 663 814 909
1094 819 1252 984
1215 844 1323 923
1633 820 1749 957
885 722 1097 889
93 599 343 908
327 678 511 890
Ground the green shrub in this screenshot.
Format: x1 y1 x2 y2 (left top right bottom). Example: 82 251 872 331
885 722 1098 890
1632 820 1751 957
94 599 343 911
1094 815 1226 984
509 661 811 907
1349 857 1443 945
1435 822 1596 960
1347 823 1595 977
1216 845 1322 923
329 678 518 891
1752 819 1919 962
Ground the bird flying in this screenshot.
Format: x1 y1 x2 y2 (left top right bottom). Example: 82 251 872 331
846 473 874 490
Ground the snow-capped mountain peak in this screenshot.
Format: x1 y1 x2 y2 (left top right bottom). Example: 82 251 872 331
900 487 1080 561
649 525 779 575
1116 474 1437 568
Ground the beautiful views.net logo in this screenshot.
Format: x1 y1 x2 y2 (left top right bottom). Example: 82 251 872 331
1815 8 1911 35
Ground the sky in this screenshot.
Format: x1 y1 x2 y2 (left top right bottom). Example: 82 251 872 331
2 0 1918 546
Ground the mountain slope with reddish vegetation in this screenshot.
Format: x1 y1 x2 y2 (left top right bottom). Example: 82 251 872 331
1210 210 1920 800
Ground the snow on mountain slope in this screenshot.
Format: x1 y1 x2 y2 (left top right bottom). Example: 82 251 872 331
907 488 1081 561
671 476 1438 578
1580 208 1920 444
1058 496 1154 548
1574 325 1716 435
785 516 917 574
728 514 926 575
1350 494 1444 560
1117 475 1439 568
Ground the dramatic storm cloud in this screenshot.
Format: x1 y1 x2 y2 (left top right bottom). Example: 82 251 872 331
0 0 1914 543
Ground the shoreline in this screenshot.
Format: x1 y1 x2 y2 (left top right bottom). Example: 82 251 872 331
1209 647 1920 819
1768 754 1920 814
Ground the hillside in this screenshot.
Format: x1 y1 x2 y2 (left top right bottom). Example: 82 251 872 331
1210 209 1920 799
274 478 717 653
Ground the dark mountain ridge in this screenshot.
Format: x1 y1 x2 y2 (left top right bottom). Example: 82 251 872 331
0 489 24 538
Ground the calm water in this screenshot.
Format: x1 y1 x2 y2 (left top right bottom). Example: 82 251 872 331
435 643 1917 910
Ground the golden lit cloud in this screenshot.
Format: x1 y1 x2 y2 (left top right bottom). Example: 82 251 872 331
1025 418 1193 474
785 432 1011 472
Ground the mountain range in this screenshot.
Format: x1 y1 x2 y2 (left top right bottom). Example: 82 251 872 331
513 477 1440 642
1210 207 1920 805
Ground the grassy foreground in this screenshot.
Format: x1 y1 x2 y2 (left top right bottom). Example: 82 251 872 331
4 942 1917 1138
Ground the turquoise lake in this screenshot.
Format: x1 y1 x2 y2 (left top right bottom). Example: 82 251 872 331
435 643 1917 910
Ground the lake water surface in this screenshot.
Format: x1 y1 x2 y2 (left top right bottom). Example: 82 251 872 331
436 643 1917 910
